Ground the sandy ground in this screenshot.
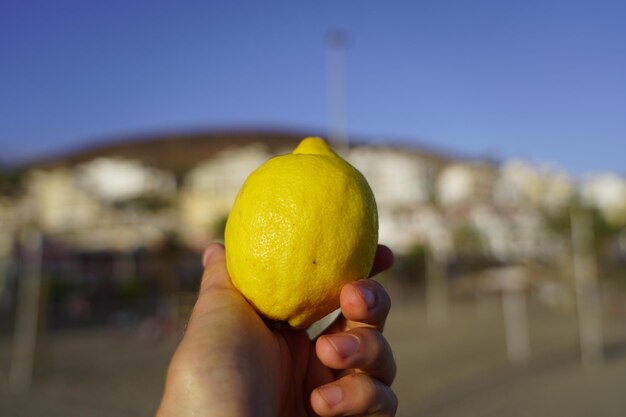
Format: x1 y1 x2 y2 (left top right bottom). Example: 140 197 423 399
1 292 626 417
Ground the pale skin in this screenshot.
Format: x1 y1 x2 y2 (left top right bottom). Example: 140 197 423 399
157 243 397 417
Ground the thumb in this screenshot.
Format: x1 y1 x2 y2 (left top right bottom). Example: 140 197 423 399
199 243 234 293
186 243 243 332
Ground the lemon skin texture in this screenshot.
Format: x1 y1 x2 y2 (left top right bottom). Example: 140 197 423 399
224 137 378 329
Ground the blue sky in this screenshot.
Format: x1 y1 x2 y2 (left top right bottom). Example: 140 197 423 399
1 0 625 175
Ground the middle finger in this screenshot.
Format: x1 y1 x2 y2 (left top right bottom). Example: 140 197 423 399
323 279 392 336
316 327 397 385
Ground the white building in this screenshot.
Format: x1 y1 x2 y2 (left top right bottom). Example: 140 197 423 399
347 146 437 253
75 158 176 202
469 204 555 262
581 173 626 225
25 164 176 251
492 159 574 211
27 168 104 233
437 164 475 207
542 169 575 212
347 146 433 207
180 144 270 241
493 160 546 207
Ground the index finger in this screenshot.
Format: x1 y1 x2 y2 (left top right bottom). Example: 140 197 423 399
319 245 393 336
340 279 392 331
319 280 392 336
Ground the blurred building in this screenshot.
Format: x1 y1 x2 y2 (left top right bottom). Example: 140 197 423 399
75 157 177 203
179 144 271 243
437 164 474 207
542 169 576 213
436 161 498 208
582 173 626 226
347 146 439 252
493 160 546 208
468 204 555 262
492 160 575 212
25 161 176 252
27 168 104 233
348 146 435 206
6 129 624 261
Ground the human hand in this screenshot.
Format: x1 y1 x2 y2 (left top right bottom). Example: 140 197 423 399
156 243 397 417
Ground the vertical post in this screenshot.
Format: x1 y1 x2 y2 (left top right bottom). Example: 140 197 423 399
10 227 46 391
502 287 531 363
426 247 449 327
0 229 14 301
571 208 604 367
326 29 349 152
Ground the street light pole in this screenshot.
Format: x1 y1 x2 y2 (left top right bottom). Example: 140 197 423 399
326 29 349 152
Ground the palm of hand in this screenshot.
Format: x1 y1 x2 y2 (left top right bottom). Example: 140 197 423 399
158 244 396 417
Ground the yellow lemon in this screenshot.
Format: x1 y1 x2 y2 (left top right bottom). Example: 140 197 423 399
224 137 378 328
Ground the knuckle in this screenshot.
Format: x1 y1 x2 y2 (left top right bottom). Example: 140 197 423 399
353 327 383 358
357 376 397 416
357 373 379 402
340 374 398 416
352 327 396 384
370 330 387 361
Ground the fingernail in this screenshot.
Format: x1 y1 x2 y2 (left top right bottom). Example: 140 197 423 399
360 285 376 309
326 334 360 358
318 384 343 407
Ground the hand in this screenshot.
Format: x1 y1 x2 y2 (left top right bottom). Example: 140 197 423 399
156 243 397 417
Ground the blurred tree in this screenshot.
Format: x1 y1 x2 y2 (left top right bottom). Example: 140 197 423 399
548 206 622 264
548 205 624 285
113 194 173 213
115 277 149 302
591 208 622 255
449 225 499 278
453 225 483 257
544 207 572 236
393 244 427 286
0 166 25 197
212 214 229 241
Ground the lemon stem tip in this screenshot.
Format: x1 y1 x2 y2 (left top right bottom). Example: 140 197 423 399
292 137 337 156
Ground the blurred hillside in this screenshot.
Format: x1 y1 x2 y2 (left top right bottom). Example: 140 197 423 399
27 128 455 174
30 130 308 174
1 128 626 265
1 128 625 333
